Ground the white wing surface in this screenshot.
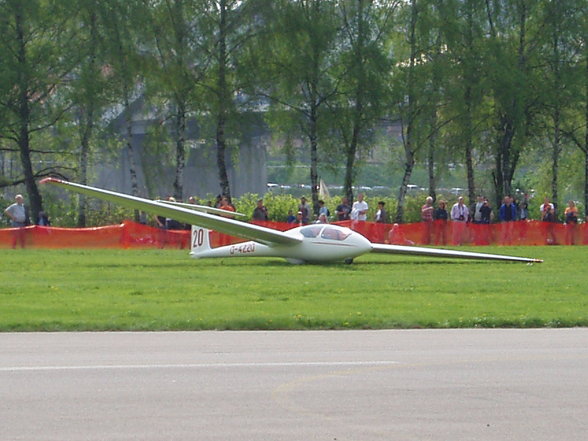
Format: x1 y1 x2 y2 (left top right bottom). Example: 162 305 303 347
41 178 301 246
370 243 542 263
156 200 248 219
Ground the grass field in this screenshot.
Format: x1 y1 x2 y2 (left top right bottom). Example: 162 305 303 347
1 246 586 331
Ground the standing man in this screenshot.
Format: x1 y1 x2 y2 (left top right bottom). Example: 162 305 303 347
4 194 29 249
472 195 484 223
4 194 28 227
335 197 351 221
421 196 434 244
450 197 469 245
298 197 311 224
351 193 368 221
252 199 269 221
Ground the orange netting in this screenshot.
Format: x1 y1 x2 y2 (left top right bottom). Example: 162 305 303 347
1 219 586 249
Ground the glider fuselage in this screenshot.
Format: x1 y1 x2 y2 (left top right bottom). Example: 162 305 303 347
190 224 373 263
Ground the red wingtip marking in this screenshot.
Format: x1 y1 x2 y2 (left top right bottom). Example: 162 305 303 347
39 177 63 184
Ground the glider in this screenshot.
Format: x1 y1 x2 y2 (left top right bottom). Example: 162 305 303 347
41 178 542 264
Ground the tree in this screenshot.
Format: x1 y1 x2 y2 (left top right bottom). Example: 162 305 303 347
141 0 210 201
195 0 264 202
0 0 78 222
335 0 398 203
260 0 341 214
99 0 145 221
70 0 112 226
484 0 543 207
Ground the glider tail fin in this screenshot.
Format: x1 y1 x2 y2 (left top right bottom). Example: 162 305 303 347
190 226 212 258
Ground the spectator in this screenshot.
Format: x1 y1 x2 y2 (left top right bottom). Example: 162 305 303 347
335 197 351 221
421 196 434 244
315 213 328 224
540 197 555 220
165 197 181 229
3 194 29 249
252 199 269 221
450 197 469 245
318 200 330 220
351 193 368 221
433 200 448 245
479 200 492 224
518 200 529 221
541 204 557 245
298 197 311 224
450 197 469 223
286 210 296 223
498 196 517 222
564 200 579 245
472 195 484 224
3 194 29 227
219 196 235 218
295 211 304 225
37 211 50 226
375 201 388 223
498 195 517 244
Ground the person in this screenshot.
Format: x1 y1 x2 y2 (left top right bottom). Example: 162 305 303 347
314 213 328 224
564 200 579 245
498 195 517 244
4 194 29 227
4 194 29 249
541 204 557 244
518 200 529 221
219 196 235 218
37 211 50 226
351 193 368 221
335 197 351 221
318 200 330 220
475 199 493 245
294 211 304 225
165 197 181 229
450 197 469 223
387 223 414 245
479 200 492 224
450 197 469 245
375 201 387 223
540 197 555 220
472 195 484 224
498 196 517 222
433 200 448 245
421 196 434 244
298 197 311 224
286 210 296 223
252 199 269 221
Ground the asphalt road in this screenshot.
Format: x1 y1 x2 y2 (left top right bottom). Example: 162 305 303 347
2 329 587 441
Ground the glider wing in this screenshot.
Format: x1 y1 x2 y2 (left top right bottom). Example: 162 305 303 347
40 178 301 247
370 243 542 263
156 200 248 219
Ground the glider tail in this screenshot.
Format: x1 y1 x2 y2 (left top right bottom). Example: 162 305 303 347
190 226 212 258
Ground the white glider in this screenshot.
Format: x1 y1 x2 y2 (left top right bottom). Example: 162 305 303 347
41 178 542 264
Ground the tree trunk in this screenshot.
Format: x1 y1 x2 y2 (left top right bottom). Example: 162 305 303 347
216 0 232 201
173 103 186 200
309 104 319 216
15 6 43 223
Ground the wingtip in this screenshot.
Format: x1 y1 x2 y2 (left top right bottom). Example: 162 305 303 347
39 177 64 185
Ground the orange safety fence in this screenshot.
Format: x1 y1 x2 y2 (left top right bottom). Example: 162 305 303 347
1 219 587 249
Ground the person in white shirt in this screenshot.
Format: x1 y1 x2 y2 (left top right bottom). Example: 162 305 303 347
351 193 368 221
4 194 27 227
539 197 555 219
450 197 469 245
450 197 469 222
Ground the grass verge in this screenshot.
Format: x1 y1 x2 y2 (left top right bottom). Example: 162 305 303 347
1 246 586 331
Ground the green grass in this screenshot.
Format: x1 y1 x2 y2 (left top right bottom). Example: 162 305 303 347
1 246 586 331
